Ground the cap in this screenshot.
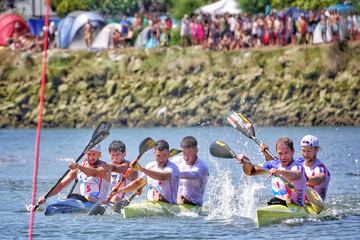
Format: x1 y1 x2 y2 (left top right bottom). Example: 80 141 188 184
300 135 319 148
90 144 101 153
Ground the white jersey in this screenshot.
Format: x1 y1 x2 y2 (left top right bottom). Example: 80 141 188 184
108 161 133 200
109 171 127 200
303 159 330 201
171 156 209 206
143 160 179 204
77 160 110 202
267 161 307 206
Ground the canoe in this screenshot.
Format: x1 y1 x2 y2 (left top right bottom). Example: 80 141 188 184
44 198 94 216
256 204 319 227
122 201 207 219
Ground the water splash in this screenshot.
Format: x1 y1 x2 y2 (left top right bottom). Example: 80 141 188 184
58 157 75 162
204 165 265 220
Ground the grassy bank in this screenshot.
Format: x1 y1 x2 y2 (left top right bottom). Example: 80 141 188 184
0 42 359 128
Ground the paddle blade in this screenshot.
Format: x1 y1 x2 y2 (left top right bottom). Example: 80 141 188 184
88 202 107 216
169 149 182 158
209 140 236 159
92 121 112 138
306 187 324 213
84 130 110 153
227 111 256 139
112 200 130 213
139 137 157 156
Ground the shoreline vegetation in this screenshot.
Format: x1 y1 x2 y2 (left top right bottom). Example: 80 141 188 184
0 42 359 128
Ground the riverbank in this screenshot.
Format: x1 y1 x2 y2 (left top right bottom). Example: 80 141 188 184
0 42 359 128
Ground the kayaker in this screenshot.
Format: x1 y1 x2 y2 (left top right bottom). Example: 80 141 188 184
171 136 209 206
118 140 180 204
107 140 138 204
237 137 307 206
260 135 330 201
37 144 111 205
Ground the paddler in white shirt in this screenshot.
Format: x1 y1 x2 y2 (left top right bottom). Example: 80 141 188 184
107 140 138 204
260 135 330 202
37 144 111 205
237 137 307 206
119 140 180 204
171 136 209 206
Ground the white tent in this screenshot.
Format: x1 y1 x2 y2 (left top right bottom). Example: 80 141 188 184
194 0 241 15
92 23 123 49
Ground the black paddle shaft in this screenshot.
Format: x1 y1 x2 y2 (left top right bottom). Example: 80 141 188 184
34 126 110 211
66 122 112 197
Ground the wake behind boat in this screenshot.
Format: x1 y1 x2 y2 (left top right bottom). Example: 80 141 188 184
122 201 207 219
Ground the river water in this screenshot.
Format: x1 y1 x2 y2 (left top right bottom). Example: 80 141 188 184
0 127 359 239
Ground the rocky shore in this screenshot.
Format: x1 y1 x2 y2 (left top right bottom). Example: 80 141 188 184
0 42 359 128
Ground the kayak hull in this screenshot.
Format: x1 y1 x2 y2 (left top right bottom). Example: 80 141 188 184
122 201 206 219
44 198 94 216
256 204 318 227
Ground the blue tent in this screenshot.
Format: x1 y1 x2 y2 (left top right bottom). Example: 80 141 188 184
57 11 104 49
28 18 61 36
286 7 307 19
327 3 354 14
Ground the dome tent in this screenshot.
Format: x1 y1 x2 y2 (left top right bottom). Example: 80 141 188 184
91 23 122 49
0 13 29 46
57 11 105 49
194 0 241 15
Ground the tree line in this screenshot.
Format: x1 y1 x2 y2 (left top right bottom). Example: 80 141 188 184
50 0 359 18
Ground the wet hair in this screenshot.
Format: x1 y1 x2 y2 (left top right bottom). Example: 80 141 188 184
275 137 294 151
155 140 169 151
180 136 198 148
108 140 126 153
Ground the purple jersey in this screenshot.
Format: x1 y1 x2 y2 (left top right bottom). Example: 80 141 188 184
263 160 307 206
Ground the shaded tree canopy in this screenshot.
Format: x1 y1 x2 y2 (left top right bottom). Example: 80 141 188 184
49 0 360 17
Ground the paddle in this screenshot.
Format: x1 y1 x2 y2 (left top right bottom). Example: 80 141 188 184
226 111 324 211
227 111 275 159
112 186 145 213
209 140 295 190
66 122 112 199
88 137 157 215
33 121 112 211
88 147 182 215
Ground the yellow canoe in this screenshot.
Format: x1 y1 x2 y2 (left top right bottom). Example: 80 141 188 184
122 201 207 219
256 204 320 227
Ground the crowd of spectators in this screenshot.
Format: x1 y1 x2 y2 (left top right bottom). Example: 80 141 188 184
4 21 56 52
109 13 173 48
3 9 360 52
180 10 360 50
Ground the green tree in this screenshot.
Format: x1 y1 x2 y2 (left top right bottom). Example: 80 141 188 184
171 0 210 19
271 0 360 10
101 0 139 15
54 0 101 17
238 0 268 14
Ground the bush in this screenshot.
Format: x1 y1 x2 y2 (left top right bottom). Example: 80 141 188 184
170 28 180 46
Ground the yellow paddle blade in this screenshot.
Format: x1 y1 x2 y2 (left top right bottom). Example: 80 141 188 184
305 187 324 213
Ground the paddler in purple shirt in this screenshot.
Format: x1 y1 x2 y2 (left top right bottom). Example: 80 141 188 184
260 135 330 202
237 137 307 206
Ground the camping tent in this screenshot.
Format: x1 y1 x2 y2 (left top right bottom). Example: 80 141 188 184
194 0 241 15
134 27 151 48
0 13 29 46
91 23 122 49
57 11 105 49
28 18 61 36
286 7 307 19
327 3 354 14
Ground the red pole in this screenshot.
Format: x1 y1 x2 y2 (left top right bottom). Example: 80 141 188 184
28 0 50 239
